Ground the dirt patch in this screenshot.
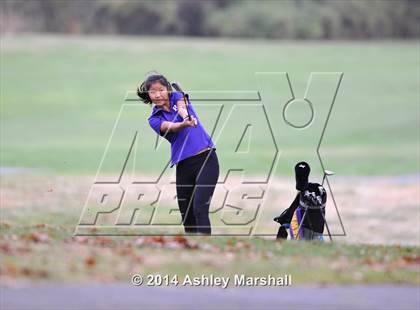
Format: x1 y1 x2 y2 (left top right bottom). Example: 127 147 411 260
1 172 419 246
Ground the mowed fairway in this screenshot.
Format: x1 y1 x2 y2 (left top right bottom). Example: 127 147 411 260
1 35 419 175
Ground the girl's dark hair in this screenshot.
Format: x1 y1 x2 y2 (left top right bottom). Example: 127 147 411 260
137 72 172 105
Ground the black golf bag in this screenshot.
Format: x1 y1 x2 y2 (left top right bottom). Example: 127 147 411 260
274 162 330 241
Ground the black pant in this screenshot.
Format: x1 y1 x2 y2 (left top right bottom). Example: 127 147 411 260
176 148 219 235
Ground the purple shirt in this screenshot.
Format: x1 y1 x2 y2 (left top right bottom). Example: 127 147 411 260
148 91 216 167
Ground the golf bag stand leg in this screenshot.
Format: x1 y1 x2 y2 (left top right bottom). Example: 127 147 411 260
296 209 307 240
320 207 333 242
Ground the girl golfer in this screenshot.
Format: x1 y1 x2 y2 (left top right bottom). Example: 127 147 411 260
137 73 219 235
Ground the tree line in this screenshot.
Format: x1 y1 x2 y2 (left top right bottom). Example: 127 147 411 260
1 0 419 39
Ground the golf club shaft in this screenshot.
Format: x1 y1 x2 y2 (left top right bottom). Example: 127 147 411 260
171 82 191 121
322 173 326 186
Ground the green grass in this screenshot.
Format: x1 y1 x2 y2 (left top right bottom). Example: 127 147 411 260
1 35 419 175
1 36 418 286
1 221 419 285
1 193 419 285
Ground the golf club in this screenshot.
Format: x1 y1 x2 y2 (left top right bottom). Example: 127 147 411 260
322 169 334 186
171 82 191 121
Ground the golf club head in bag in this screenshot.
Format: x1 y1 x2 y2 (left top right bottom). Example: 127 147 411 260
295 161 310 191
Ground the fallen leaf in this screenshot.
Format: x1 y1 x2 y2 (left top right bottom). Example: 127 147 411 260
401 256 420 265
94 236 114 246
22 232 49 243
0 243 12 254
85 256 97 268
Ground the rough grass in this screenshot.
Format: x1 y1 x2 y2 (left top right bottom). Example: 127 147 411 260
1 222 419 286
1 172 419 286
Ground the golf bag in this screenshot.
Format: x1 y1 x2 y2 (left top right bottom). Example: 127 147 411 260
274 162 331 241
274 182 327 240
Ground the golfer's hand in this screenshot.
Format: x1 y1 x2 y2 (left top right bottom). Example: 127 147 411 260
182 116 197 128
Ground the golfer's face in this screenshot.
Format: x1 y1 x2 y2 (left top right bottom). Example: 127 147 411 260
149 82 169 106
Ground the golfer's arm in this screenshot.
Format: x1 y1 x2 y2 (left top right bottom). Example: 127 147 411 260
176 100 189 119
160 120 185 134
